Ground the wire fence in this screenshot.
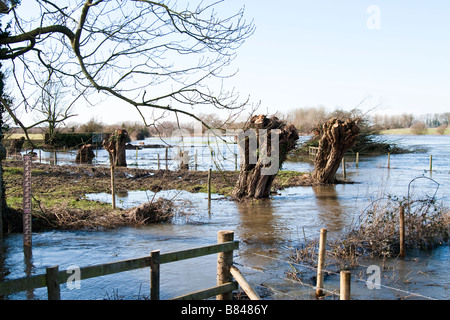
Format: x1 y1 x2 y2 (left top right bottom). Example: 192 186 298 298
240 251 439 300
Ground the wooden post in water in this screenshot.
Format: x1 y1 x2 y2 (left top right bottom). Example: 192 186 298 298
195 150 198 171
399 206 406 258
165 147 168 170
230 266 261 300
340 270 351 300
110 165 116 210
429 155 433 173
217 230 234 300
342 158 346 179
316 228 327 297
46 266 61 300
356 152 359 168
207 168 212 207
157 153 160 170
150 250 160 300
387 153 390 169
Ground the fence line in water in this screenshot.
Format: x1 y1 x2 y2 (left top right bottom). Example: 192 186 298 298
0 231 263 301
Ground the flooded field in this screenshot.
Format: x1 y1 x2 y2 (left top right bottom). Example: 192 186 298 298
1 135 449 300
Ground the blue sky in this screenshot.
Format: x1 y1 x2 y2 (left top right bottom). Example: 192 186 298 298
13 1 450 125
226 0 450 118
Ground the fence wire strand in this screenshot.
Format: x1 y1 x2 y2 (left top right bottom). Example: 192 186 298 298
239 252 438 300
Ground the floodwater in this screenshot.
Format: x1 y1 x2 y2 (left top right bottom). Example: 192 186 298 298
1 135 449 300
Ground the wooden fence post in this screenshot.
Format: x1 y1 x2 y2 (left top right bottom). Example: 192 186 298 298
342 158 346 179
150 250 160 300
165 147 169 170
399 206 405 258
207 168 212 210
217 230 234 300
195 150 198 171
230 266 260 300
316 228 327 296
340 270 351 300
46 266 61 300
0 159 3 239
429 155 433 173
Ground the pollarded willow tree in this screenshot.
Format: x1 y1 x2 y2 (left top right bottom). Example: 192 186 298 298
312 118 360 184
0 0 255 135
232 115 299 199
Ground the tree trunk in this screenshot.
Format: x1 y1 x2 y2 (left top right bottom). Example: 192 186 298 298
312 118 360 184
232 115 299 199
75 144 95 164
9 136 25 154
103 129 128 167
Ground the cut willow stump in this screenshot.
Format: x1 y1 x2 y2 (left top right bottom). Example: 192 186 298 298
312 118 360 184
103 129 128 167
75 144 95 164
232 115 299 199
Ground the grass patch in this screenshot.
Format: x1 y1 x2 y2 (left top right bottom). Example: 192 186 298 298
2 161 312 231
2 162 178 231
3 166 46 176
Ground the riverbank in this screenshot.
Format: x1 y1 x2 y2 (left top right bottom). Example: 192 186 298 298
3 161 311 231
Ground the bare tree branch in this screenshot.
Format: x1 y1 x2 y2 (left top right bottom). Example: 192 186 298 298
0 0 254 138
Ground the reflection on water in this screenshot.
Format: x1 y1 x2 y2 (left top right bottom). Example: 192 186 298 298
23 246 34 300
236 199 278 247
1 135 449 300
312 185 346 232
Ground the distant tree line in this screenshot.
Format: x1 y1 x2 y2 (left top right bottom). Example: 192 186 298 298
7 108 448 145
372 112 449 131
287 106 449 135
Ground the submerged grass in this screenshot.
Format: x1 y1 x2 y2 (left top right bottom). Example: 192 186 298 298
3 163 179 231
290 195 449 278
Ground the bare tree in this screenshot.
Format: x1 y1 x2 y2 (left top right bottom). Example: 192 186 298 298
289 106 328 134
35 79 77 144
0 0 255 137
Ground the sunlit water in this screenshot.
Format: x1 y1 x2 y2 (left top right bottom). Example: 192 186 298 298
2 135 449 300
